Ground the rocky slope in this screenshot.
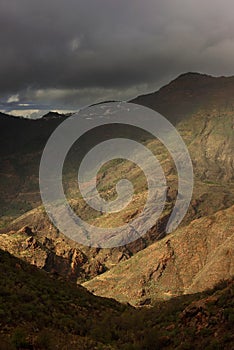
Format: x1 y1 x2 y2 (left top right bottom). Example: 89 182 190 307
84 205 234 306
0 72 233 293
1 73 234 228
132 72 234 183
131 72 234 125
1 248 233 349
0 205 170 283
0 177 233 284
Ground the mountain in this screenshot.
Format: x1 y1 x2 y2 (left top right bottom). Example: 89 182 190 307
0 248 233 349
0 248 127 349
131 72 234 182
41 111 68 120
131 72 234 124
84 205 234 306
0 74 233 230
0 112 22 119
0 72 233 304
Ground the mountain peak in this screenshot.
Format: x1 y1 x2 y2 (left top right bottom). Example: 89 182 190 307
41 111 65 120
176 71 213 80
167 72 216 88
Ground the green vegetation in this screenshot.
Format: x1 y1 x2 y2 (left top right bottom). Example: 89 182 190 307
0 249 233 349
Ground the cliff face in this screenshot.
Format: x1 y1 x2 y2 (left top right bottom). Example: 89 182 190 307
84 205 234 306
0 206 170 282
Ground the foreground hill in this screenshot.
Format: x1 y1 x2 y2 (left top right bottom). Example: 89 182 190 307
84 205 234 306
0 248 233 349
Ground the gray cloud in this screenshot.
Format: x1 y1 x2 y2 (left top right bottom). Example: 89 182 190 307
1 0 234 115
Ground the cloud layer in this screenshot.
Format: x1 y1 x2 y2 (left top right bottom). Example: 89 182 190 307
1 0 234 116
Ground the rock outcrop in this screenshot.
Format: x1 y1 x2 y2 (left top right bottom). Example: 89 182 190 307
84 205 234 305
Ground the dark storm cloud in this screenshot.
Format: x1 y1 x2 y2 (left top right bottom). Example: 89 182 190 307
1 0 234 114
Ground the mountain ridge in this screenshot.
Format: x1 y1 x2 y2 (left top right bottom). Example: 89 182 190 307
0 72 233 311
2 71 234 122
84 205 234 306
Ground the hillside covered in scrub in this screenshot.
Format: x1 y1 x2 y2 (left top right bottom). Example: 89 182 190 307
0 249 233 350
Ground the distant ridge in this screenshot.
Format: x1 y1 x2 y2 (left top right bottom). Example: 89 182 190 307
41 111 66 120
131 72 234 101
130 71 234 124
0 110 74 121
0 111 24 119
2 72 234 122
89 100 120 107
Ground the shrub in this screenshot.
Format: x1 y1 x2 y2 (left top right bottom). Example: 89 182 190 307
11 328 31 349
35 330 53 349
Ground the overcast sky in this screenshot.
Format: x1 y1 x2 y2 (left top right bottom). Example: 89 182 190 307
1 0 234 117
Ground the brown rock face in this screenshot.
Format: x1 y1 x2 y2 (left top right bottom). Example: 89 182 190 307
0 199 173 283
84 205 234 305
179 296 219 331
23 236 38 249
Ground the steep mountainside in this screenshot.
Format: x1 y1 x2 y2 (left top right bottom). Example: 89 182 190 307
0 73 233 230
0 248 127 349
131 72 234 182
0 248 233 349
0 72 233 292
131 72 234 125
0 177 233 284
84 205 234 306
